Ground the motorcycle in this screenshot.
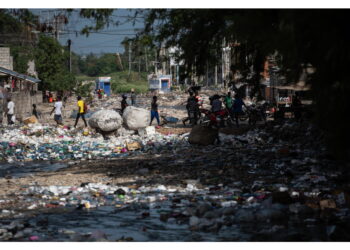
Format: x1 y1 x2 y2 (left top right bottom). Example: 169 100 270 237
198 108 234 127
247 104 267 125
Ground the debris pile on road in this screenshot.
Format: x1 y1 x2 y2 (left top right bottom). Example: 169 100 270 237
1 119 350 241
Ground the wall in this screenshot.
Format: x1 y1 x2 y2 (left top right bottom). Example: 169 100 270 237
10 91 42 121
0 47 13 72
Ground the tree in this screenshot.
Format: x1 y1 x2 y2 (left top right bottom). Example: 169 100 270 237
35 35 76 91
0 9 38 73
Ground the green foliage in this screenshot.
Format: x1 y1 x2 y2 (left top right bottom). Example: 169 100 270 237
76 71 148 94
0 9 22 33
76 53 124 77
75 81 95 97
110 71 148 94
78 9 114 36
0 10 37 73
35 35 76 91
9 45 34 73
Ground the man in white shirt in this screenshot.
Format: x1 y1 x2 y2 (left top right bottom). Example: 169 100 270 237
6 97 15 125
50 96 63 125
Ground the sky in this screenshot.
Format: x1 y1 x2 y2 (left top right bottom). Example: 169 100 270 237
30 9 145 56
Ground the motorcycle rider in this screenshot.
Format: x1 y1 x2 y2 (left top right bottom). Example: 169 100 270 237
211 94 223 113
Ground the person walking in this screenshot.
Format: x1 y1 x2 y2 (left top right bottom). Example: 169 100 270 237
183 91 199 126
74 96 87 128
121 94 128 114
32 104 39 119
130 89 136 106
6 97 15 125
150 96 160 127
232 94 246 127
50 96 63 125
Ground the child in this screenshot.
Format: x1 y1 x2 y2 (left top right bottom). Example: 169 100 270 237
32 104 39 119
50 96 63 125
150 96 160 127
121 94 128 114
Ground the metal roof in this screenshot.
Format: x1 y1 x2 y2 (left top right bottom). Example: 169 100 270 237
0 66 41 84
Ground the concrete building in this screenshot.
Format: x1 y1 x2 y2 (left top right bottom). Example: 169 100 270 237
0 47 13 72
0 47 41 122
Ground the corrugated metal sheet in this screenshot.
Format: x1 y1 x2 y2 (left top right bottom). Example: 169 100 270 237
0 66 41 84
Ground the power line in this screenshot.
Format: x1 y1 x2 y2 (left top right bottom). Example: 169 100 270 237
60 32 137 36
76 45 125 48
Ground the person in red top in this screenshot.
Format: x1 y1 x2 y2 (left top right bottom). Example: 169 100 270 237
194 90 203 108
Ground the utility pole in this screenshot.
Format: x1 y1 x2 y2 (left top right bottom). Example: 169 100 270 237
222 39 225 89
206 60 209 87
67 39 72 73
128 41 131 75
154 51 157 74
176 65 179 85
144 47 149 72
116 53 123 71
138 57 141 73
215 65 218 86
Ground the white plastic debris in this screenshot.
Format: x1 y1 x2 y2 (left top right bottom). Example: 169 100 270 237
88 109 123 132
122 106 150 130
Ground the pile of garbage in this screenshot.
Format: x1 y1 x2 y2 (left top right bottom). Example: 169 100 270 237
1 119 350 241
0 123 189 163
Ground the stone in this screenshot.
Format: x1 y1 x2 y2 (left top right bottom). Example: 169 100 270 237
272 192 293 205
255 208 284 221
123 106 151 130
13 231 25 239
188 125 219 146
88 109 123 132
189 216 200 227
196 203 212 217
203 211 218 219
235 209 255 222
137 168 149 175
222 207 236 216
289 203 313 215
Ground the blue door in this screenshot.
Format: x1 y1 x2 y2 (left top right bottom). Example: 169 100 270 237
161 80 168 91
104 82 111 96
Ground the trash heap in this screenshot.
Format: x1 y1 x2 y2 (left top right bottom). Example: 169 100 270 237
1 120 350 241
0 123 189 163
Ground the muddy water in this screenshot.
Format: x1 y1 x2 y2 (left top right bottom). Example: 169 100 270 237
9 202 248 242
0 161 68 178
1 201 332 241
